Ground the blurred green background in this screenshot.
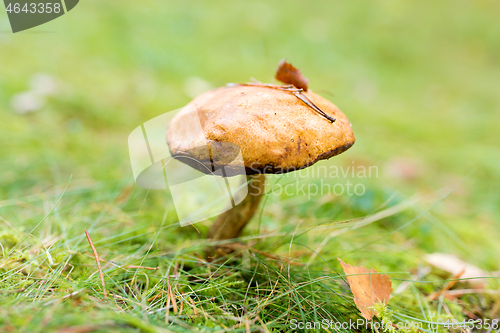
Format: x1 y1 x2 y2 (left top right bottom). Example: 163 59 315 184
2 0 499 247
1 0 500 331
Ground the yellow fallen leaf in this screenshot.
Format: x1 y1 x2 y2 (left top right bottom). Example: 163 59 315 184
338 258 392 320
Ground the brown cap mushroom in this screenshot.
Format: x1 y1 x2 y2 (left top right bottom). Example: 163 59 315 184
166 61 355 247
167 85 354 175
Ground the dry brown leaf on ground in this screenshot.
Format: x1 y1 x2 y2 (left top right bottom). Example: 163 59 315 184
338 258 392 320
427 268 465 301
275 59 309 91
424 253 491 288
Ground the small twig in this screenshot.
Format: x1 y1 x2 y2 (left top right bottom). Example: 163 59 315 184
292 91 336 123
186 221 202 237
63 264 75 280
165 287 171 324
126 265 159 270
0 288 25 294
444 289 499 296
229 82 336 123
84 229 107 300
179 296 184 315
188 297 198 315
147 290 167 303
428 268 465 301
167 276 178 314
245 315 251 333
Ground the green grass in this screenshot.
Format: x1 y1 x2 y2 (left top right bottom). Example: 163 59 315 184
1 0 500 331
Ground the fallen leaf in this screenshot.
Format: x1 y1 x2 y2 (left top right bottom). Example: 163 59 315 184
338 258 392 320
275 59 309 91
428 268 465 301
424 253 490 288
11 91 45 114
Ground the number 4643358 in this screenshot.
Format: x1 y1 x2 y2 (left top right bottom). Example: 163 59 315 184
5 2 62 14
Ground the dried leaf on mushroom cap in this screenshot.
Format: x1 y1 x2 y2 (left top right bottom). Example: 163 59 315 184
275 59 309 91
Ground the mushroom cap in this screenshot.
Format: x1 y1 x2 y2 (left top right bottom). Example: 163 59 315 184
166 85 355 176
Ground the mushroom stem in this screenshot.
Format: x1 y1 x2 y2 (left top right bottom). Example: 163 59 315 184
207 173 266 241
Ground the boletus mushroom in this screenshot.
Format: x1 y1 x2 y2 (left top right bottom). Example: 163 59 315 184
166 60 355 251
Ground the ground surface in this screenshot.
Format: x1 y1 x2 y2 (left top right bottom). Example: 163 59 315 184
1 0 500 332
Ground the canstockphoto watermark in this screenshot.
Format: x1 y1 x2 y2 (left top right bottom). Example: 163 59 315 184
289 318 500 331
289 319 423 331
